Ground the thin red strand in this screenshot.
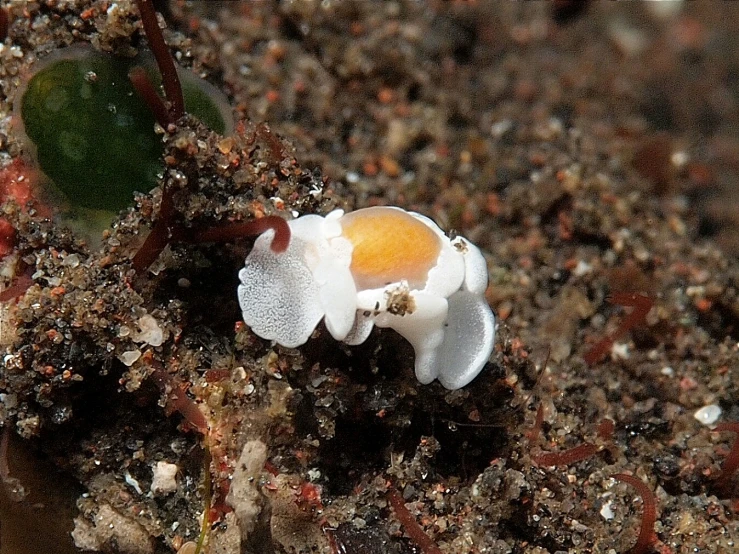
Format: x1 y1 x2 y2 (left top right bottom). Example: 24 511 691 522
387 487 443 554
131 182 178 273
0 428 26 502
134 0 184 119
533 443 599 466
0 272 33 302
526 402 545 442
253 123 287 164
612 473 657 554
713 422 739 493
149 365 208 434
128 66 171 128
584 292 653 365
131 214 173 273
0 7 9 42
188 216 291 253
597 418 615 441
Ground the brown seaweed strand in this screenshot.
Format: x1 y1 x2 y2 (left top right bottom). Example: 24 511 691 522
584 292 653 365
612 473 657 554
128 66 172 128
193 444 212 554
387 487 443 554
134 0 184 118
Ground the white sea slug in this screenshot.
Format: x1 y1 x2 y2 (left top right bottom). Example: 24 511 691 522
237 207 496 390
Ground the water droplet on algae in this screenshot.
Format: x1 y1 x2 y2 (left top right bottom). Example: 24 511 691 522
15 45 234 218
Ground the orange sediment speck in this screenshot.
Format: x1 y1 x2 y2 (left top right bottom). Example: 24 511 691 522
341 208 442 290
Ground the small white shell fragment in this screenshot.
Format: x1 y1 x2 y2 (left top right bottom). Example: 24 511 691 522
693 404 722 426
600 500 614 521
238 207 496 389
610 342 630 360
124 471 143 495
150 461 179 495
61 253 80 268
117 350 142 367
132 314 164 347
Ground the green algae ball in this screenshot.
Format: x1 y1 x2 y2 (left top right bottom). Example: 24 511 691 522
17 46 233 213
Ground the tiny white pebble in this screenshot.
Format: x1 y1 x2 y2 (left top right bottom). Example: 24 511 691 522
600 500 614 520
151 461 179 495
61 253 80 268
694 404 722 426
117 350 141 367
572 260 592 277
611 342 630 360
660 366 674 377
134 314 164 347
490 119 513 138
671 151 689 168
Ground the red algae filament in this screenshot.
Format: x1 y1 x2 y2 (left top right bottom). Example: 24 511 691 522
133 213 291 273
128 66 171 128
597 418 615 441
189 216 291 253
526 402 545 442
0 428 26 502
127 2 292 273
533 443 599 467
584 292 653 365
0 7 8 42
131 193 175 273
713 422 739 494
149 364 208 434
612 473 657 554
0 272 33 303
387 487 443 554
253 123 287 164
134 0 184 119
533 419 614 466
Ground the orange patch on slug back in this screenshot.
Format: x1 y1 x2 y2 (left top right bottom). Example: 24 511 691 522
340 207 442 290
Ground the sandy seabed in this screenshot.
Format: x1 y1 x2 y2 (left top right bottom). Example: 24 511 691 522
0 1 738 553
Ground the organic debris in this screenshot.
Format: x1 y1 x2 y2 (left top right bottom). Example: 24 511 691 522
583 293 654 365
